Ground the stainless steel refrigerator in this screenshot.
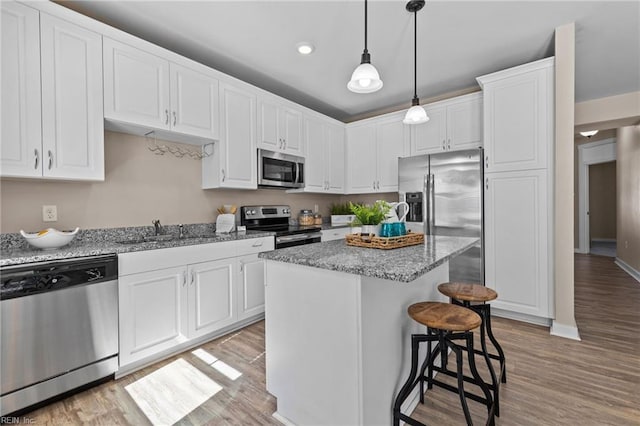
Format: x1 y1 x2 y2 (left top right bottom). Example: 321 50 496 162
398 148 484 284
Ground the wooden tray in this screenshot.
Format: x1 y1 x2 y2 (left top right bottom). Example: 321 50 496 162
345 232 425 250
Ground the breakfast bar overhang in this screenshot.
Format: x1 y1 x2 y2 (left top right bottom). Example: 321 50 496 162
259 235 478 425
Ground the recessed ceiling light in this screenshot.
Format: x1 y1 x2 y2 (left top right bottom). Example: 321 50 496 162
296 42 314 55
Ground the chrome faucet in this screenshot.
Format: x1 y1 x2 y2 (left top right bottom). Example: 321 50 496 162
152 219 164 236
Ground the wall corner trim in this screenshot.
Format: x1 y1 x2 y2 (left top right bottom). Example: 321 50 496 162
550 321 582 341
615 258 640 284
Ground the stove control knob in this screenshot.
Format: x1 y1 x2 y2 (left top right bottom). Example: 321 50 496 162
283 208 289 214
250 209 256 215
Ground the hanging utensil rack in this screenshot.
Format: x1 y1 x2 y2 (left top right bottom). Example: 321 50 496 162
145 131 212 159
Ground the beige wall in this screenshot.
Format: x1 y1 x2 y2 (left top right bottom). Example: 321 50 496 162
0 131 394 233
588 161 616 240
616 125 640 271
575 91 640 131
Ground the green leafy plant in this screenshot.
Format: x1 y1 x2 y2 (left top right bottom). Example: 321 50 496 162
349 201 391 225
330 202 353 215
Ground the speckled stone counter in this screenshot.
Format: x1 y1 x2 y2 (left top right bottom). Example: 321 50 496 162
1 224 274 267
259 235 477 283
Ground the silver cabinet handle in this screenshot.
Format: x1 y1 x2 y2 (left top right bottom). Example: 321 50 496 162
173 111 177 126
165 109 169 125
485 156 489 168
47 150 53 170
447 139 451 150
442 140 446 150
486 177 489 190
221 168 226 182
373 181 376 190
252 241 263 247
283 139 287 149
239 261 244 273
182 271 187 286
190 271 195 286
34 149 39 170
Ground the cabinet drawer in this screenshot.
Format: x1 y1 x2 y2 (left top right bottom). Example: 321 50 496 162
237 236 275 256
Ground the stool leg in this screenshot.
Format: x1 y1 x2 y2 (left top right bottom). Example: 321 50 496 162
479 305 500 417
419 328 436 403
393 334 422 426
485 304 507 384
427 328 435 390
451 342 474 426
465 333 495 426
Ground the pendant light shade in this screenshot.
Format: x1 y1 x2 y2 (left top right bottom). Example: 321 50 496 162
348 0 383 93
403 0 428 125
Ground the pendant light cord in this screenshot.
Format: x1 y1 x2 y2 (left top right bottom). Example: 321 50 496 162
364 0 369 55
413 8 418 101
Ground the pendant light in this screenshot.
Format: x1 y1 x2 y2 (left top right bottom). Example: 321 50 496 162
403 0 428 124
348 0 383 93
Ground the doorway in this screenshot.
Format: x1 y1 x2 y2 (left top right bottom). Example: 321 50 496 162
588 161 617 257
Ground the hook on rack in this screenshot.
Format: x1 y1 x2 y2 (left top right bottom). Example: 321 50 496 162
145 131 212 160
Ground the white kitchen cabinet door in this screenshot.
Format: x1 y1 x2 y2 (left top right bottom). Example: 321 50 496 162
411 105 446 155
217 82 257 189
187 259 236 339
1 2 41 178
258 98 304 155
103 38 171 130
447 93 482 151
237 255 266 320
40 14 104 181
478 58 553 172
376 118 404 192
170 63 219 140
326 123 345 193
346 124 377 193
303 116 327 192
119 266 189 366
484 169 550 318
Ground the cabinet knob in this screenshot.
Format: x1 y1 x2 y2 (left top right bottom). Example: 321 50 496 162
47 150 53 170
34 149 39 170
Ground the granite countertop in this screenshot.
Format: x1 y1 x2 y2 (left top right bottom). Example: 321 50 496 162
259 235 478 283
0 227 274 267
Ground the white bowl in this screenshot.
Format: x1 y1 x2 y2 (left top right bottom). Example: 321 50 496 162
20 227 79 250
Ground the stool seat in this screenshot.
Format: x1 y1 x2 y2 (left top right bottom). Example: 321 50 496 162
408 301 481 331
438 282 498 303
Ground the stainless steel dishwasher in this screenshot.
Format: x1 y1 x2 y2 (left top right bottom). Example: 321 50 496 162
1 255 119 415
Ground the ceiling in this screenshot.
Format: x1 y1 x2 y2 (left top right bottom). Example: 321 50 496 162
57 1 640 123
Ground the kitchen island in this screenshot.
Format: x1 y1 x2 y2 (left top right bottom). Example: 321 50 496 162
259 235 478 426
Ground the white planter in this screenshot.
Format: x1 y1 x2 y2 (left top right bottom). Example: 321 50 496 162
360 224 381 236
331 214 355 226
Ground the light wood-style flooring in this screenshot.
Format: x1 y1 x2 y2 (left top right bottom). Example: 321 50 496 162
24 254 640 425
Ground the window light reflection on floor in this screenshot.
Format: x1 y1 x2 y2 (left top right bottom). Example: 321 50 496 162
192 348 243 381
125 358 222 425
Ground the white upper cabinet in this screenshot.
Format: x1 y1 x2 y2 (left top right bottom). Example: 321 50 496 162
202 82 257 189
411 92 482 156
258 96 304 156
1 2 42 178
303 115 345 193
477 59 553 172
104 38 219 142
1 3 104 181
346 112 405 194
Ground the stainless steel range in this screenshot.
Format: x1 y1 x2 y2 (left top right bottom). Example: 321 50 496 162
240 205 321 249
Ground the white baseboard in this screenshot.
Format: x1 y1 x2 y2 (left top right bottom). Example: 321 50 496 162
591 238 616 243
615 258 640 283
272 411 297 426
550 321 582 341
491 308 552 327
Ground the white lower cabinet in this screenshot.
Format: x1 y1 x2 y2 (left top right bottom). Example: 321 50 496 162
119 266 189 367
484 169 551 319
117 237 274 373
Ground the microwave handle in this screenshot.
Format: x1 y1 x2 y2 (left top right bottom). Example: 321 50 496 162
295 162 300 184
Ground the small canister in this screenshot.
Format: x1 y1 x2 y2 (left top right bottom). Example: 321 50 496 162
314 213 323 225
298 209 314 226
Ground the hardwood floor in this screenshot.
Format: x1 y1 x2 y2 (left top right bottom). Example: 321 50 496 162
23 254 640 425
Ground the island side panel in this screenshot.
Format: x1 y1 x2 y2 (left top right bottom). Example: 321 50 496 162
264 260 362 425
360 262 449 425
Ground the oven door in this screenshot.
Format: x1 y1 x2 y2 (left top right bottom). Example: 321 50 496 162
258 149 305 189
275 232 321 249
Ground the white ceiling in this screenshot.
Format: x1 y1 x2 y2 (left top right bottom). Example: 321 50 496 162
57 1 640 122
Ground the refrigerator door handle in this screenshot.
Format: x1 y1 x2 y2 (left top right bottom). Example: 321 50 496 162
426 174 435 235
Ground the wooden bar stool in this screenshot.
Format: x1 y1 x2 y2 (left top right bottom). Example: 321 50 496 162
437 282 507 416
393 302 495 426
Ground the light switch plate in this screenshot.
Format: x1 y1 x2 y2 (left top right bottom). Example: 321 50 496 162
43 205 57 222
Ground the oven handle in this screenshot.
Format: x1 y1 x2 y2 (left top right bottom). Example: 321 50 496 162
276 232 322 243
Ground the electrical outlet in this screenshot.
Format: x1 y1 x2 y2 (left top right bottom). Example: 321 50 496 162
314 204 319 213
43 205 57 222
625 240 629 249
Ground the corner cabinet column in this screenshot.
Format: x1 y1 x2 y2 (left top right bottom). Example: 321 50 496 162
477 57 555 322
202 82 257 189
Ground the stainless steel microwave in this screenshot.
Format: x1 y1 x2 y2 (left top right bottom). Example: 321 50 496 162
258 149 305 189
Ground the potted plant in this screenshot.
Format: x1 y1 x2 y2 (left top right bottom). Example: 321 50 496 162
330 202 356 226
349 201 391 236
